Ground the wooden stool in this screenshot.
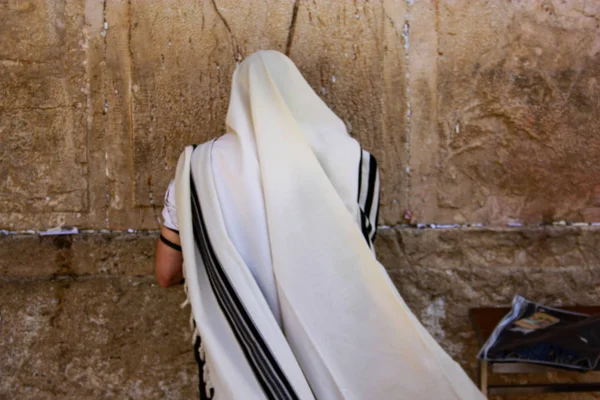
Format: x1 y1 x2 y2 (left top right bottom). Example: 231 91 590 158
469 306 600 396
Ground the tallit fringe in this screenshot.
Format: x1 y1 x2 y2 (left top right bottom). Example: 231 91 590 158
180 298 190 309
181 273 215 398
199 337 214 398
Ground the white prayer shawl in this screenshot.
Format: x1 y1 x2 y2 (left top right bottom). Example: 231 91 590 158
175 50 485 400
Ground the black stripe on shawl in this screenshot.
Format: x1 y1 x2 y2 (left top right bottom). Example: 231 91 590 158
357 148 363 203
189 173 300 400
357 150 371 246
358 151 380 247
363 154 378 219
365 156 379 245
370 196 381 244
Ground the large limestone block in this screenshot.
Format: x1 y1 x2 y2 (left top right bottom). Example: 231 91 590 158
409 1 600 225
377 225 600 271
0 110 87 213
0 0 90 230
0 232 156 277
0 277 197 399
0 234 72 277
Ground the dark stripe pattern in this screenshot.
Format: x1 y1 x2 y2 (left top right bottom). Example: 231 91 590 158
371 198 380 244
357 150 380 249
190 172 299 400
363 155 377 219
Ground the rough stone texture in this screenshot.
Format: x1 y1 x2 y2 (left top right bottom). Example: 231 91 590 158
129 1 293 212
0 276 197 399
2 227 600 398
0 0 90 229
409 0 600 225
0 0 409 230
0 232 157 277
1 0 599 229
126 0 407 227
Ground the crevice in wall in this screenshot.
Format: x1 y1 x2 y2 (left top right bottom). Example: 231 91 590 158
82 2 93 218
127 0 136 221
147 177 162 227
101 0 110 229
402 0 412 212
285 0 300 56
434 0 440 57
210 0 240 61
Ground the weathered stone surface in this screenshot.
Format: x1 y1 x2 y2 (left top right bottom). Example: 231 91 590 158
377 225 600 272
409 0 600 225
0 232 157 277
124 0 407 227
0 276 197 399
0 1 90 230
0 234 70 277
70 232 157 276
0 0 63 62
1 0 600 230
129 0 294 211
2 226 600 397
0 110 87 213
7 225 600 281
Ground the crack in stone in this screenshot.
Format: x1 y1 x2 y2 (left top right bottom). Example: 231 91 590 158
126 0 137 227
127 0 135 150
101 0 110 229
573 7 600 23
146 176 161 228
210 0 240 61
403 0 412 214
285 0 300 56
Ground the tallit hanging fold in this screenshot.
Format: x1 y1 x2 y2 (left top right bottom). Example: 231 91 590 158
175 50 485 400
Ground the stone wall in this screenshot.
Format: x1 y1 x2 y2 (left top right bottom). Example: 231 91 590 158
1 0 600 398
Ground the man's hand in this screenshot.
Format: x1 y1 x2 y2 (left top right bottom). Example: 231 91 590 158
155 226 183 287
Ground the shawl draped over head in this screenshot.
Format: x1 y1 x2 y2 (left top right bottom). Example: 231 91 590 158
174 50 485 400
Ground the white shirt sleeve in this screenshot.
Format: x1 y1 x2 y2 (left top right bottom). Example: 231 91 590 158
161 179 179 232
